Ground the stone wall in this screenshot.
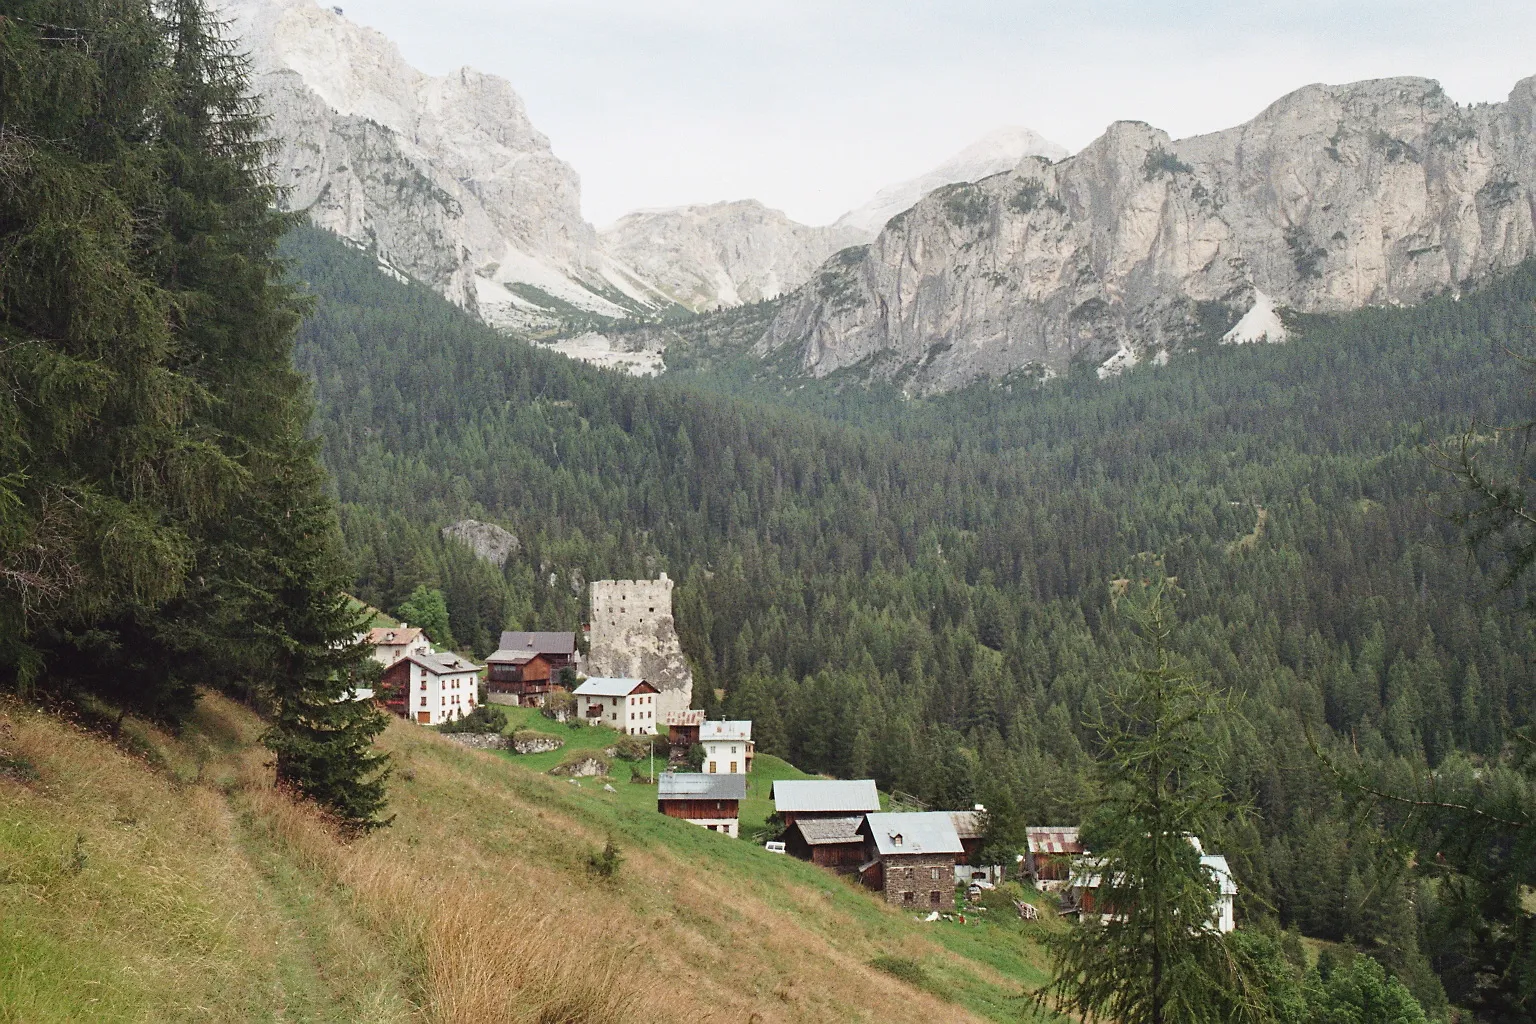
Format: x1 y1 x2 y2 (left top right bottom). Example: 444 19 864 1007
880 853 958 908
586 573 694 719
441 733 512 751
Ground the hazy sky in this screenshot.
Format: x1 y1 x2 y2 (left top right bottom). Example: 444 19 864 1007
331 0 1535 227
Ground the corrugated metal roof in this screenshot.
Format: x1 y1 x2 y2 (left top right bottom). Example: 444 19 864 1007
792 816 866 846
657 773 747 801
864 812 964 857
498 631 577 656
770 779 881 814
573 677 654 697
1026 826 1083 855
700 720 752 742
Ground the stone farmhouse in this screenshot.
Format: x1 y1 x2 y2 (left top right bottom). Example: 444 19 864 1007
381 651 483 725
700 720 753 774
571 677 660 735
658 772 746 838
858 812 966 908
366 625 431 667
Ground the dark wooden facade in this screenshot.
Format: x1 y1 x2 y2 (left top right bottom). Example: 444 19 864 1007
658 798 739 821
485 652 560 706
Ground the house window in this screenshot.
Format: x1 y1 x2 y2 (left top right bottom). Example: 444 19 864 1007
709 761 717 773
930 891 943 906
931 867 942 881
902 892 915 905
730 762 737 773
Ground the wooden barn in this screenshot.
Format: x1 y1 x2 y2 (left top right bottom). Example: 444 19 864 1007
769 779 880 827
484 649 556 706
1025 826 1083 890
781 816 866 872
657 772 747 838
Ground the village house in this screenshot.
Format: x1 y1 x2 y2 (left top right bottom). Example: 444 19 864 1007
657 772 747 838
380 651 484 725
770 779 881 827
1066 836 1238 933
571 677 660 735
781 816 866 872
858 812 966 908
664 709 704 749
700 720 753 774
496 631 579 677
484 648 558 707
1024 826 1084 891
366 625 431 667
949 808 1003 885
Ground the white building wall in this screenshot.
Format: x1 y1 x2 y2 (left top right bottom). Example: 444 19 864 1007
702 739 747 773
685 816 739 838
410 662 480 726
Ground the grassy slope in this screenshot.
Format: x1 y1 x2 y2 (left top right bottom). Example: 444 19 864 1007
0 697 1061 1023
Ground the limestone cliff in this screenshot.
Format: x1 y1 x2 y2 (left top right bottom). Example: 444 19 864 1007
220 0 666 325
760 76 1536 392
600 201 870 311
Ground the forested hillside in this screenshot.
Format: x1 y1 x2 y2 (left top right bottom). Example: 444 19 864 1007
290 225 1536 1013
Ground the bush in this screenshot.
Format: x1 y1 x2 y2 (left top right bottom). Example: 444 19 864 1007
438 704 507 734
608 734 659 761
542 691 575 721
686 743 705 771
586 836 623 879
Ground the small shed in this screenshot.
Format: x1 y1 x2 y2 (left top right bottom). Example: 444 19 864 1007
770 779 881 826
1025 826 1083 889
658 772 747 838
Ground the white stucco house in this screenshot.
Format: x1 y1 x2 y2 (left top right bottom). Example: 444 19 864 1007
700 719 754 774
366 624 432 667
381 651 483 726
572 678 660 735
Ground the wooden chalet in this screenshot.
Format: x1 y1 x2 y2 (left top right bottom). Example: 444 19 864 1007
782 815 866 872
769 779 880 827
657 772 747 838
484 649 556 707
497 631 578 674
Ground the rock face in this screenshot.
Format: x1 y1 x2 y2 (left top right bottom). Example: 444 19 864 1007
441 519 520 567
837 126 1070 236
601 201 870 311
761 76 1536 393
219 0 665 324
585 575 694 721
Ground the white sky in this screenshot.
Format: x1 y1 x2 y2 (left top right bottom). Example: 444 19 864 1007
329 0 1536 227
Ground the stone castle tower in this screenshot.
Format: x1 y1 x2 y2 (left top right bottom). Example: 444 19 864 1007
586 573 694 718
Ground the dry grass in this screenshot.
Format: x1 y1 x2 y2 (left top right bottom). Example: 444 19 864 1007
1 693 1003 1024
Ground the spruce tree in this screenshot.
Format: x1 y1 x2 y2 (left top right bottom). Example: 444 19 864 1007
1040 571 1273 1024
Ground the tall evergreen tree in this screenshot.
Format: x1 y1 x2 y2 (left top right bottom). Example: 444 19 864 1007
1041 571 1272 1024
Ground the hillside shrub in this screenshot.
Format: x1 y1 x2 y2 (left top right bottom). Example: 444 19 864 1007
438 704 506 734
870 956 949 999
586 836 623 879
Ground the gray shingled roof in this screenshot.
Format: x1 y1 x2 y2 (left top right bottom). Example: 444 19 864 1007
770 779 880 814
864 812 965 856
485 649 538 665
792 816 866 846
573 677 654 698
498 631 577 656
405 651 483 675
657 773 747 801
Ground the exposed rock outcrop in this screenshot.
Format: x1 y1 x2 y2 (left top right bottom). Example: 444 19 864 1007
600 200 870 311
441 519 520 567
761 76 1536 393
220 0 667 324
585 575 694 721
